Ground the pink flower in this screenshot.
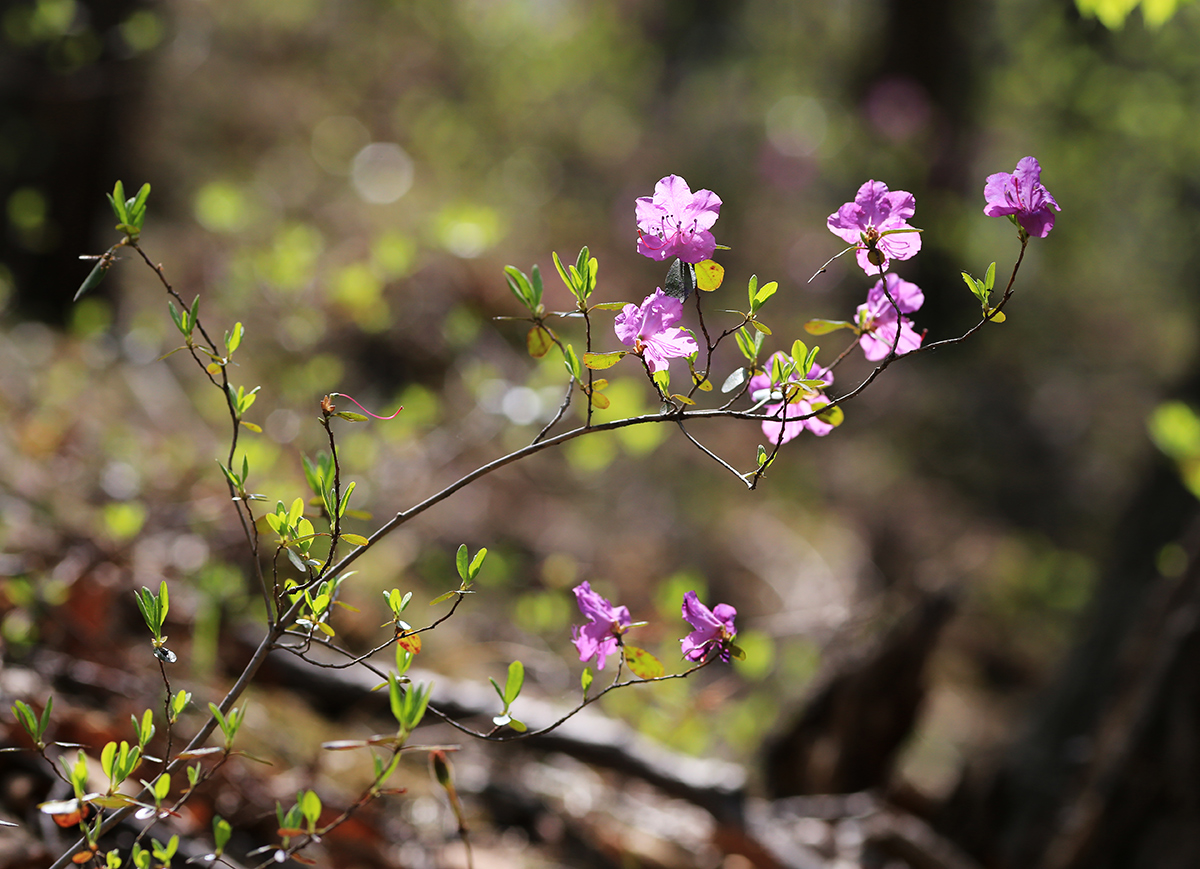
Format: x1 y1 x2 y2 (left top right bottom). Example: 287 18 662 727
635 175 722 263
747 352 836 444
614 288 699 373
571 581 630 670
827 180 922 274
983 156 1060 238
680 591 737 662
857 273 924 361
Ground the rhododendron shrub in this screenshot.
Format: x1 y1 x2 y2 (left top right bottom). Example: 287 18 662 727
31 161 1058 868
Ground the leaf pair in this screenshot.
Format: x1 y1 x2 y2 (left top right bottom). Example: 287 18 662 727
489 660 526 731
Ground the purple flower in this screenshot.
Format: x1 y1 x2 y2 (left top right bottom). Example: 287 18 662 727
636 175 722 263
680 591 737 662
827 180 922 275
571 581 631 670
614 288 699 373
747 352 836 444
856 273 924 362
983 156 1060 238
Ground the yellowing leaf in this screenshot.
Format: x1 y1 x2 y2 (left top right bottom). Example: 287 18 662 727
623 645 664 680
589 391 611 409
526 326 553 358
340 533 370 546
584 351 625 369
396 632 422 655
694 259 725 291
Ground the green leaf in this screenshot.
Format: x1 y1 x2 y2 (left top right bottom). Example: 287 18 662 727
746 274 759 309
804 318 852 335
455 544 469 581
530 263 544 308
580 668 593 696
488 677 507 706
961 271 988 304
430 590 458 605
128 183 151 229
984 261 996 291
563 344 583 380
790 339 808 369
507 717 527 732
152 772 170 801
74 258 113 302
333 411 368 422
590 301 628 311
110 181 129 224
101 741 117 782
213 816 231 855
340 533 370 546
503 660 524 704
468 547 487 580
752 280 778 309
583 351 626 370
750 320 772 335
504 265 534 309
986 308 1007 323
623 646 665 680
734 328 757 362
552 251 573 293
300 790 321 827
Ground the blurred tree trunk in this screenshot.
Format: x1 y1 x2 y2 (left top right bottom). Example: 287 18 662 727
938 455 1200 869
0 0 151 324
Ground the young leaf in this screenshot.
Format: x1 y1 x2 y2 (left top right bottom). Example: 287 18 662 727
455 544 469 582
804 319 852 335
752 280 778 309
503 660 524 705
468 547 487 580
581 668 593 696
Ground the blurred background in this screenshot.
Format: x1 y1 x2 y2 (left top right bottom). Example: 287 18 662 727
4 0 1200 866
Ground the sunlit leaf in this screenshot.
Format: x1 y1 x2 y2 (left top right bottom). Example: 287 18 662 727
623 646 665 680
526 326 554 358
694 259 724 291
583 351 625 369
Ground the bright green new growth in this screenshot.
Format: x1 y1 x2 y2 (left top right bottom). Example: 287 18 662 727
489 660 527 731
12 696 52 747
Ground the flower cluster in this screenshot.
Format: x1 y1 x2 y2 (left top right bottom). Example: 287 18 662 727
827 180 922 275
570 583 737 669
856 273 925 361
748 352 836 445
613 288 699 373
570 581 630 670
635 174 722 264
983 156 1060 238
